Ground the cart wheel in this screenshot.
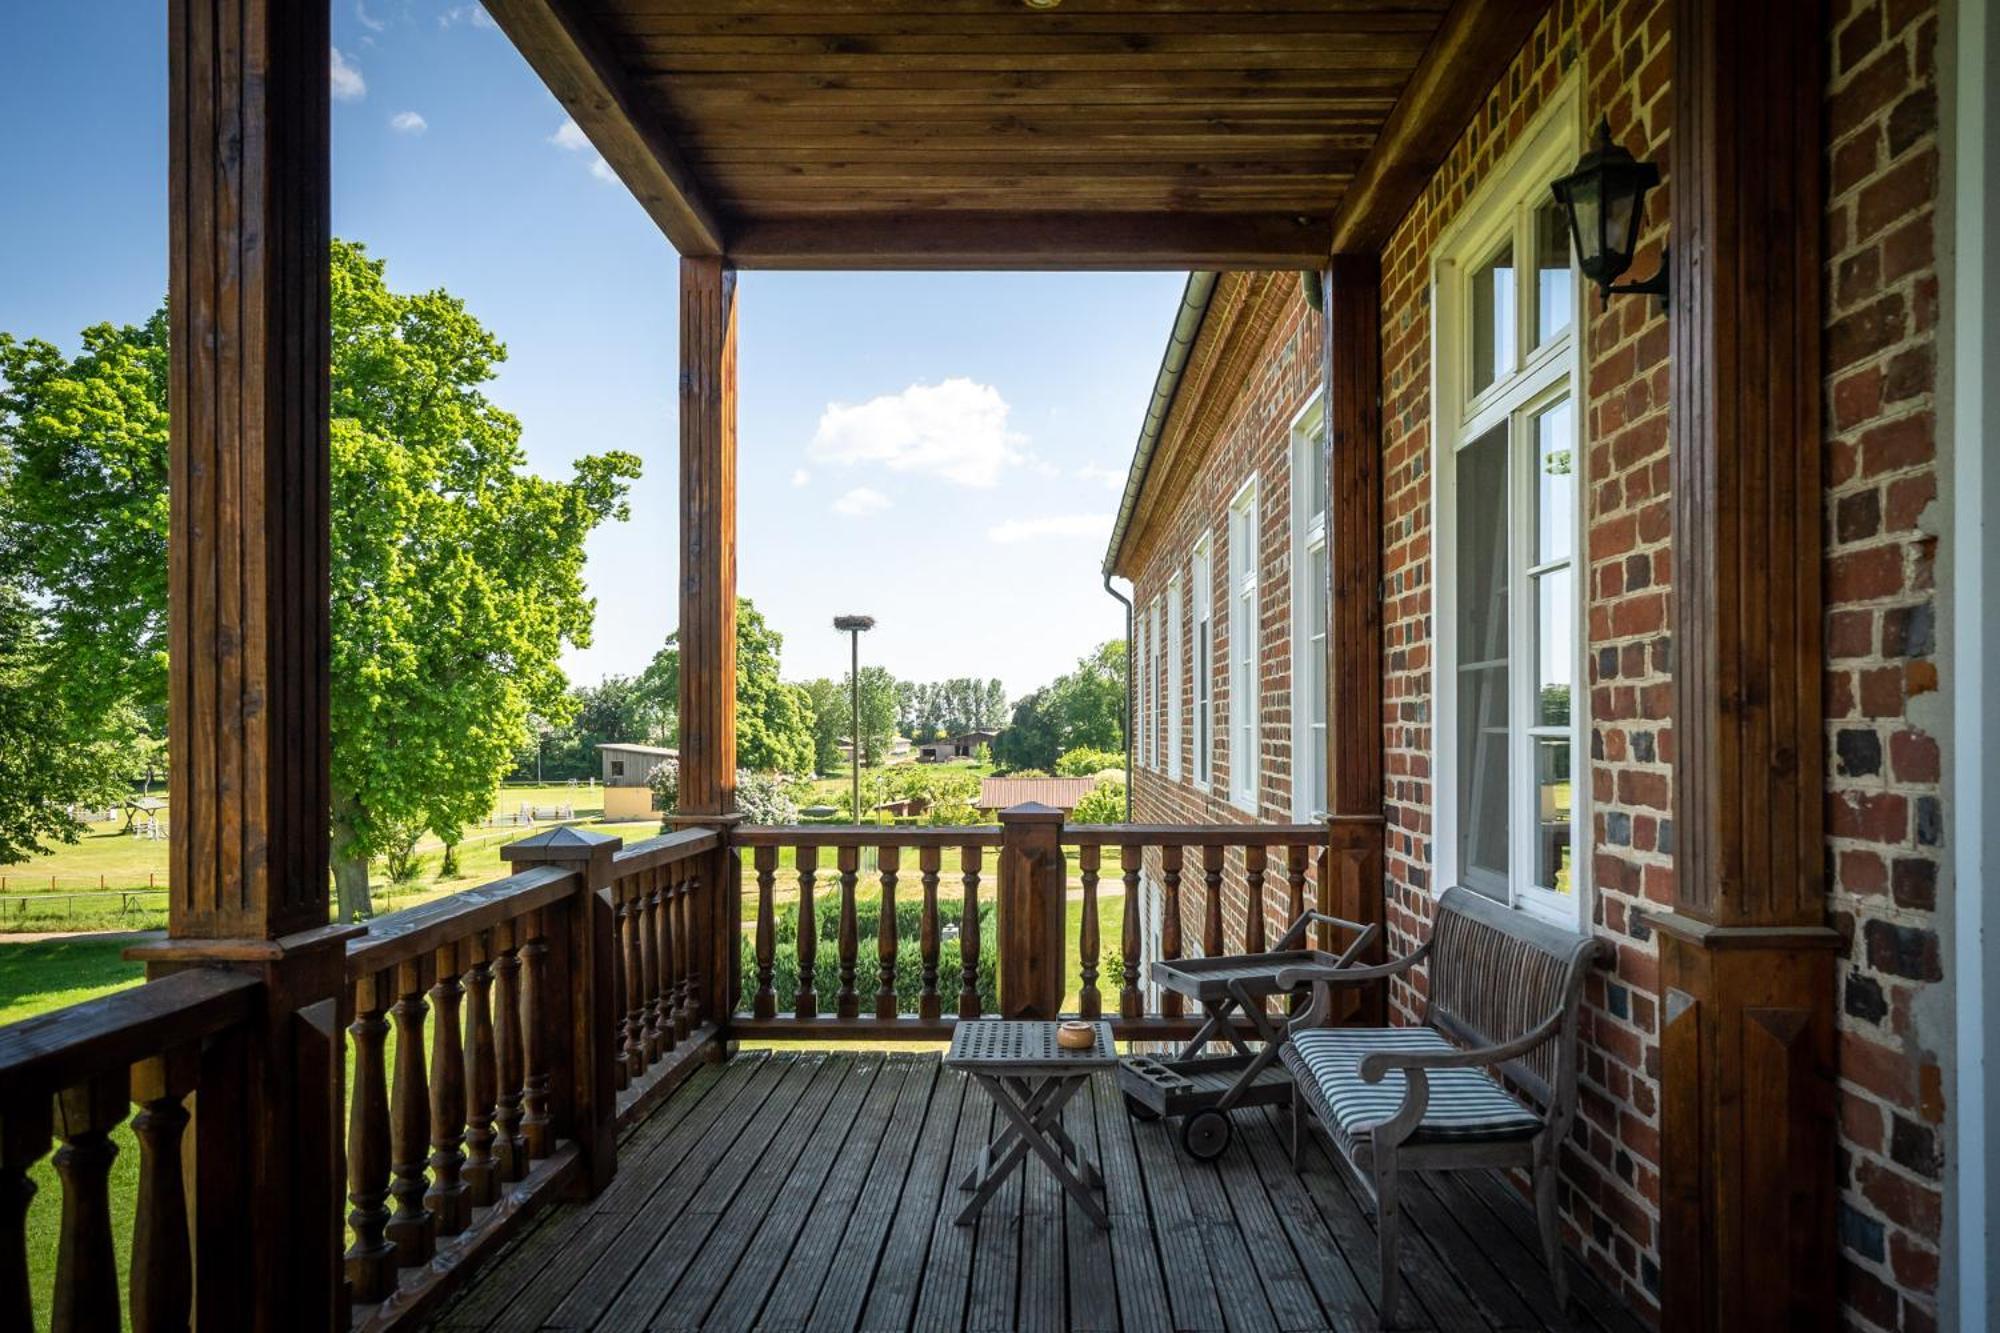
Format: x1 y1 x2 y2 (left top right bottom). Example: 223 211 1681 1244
1124 1093 1162 1122
1181 1110 1232 1161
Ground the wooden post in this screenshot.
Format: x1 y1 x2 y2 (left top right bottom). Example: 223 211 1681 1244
128 3 350 1326
1321 253 1387 1024
996 803 1065 1020
675 256 743 1034
1651 2 1839 1328
505 827 622 1195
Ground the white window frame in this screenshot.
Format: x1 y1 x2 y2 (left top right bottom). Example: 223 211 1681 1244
1134 611 1149 771
1431 75 1589 930
1192 535 1215 790
1290 394 1330 822
1150 597 1166 771
1226 475 1261 815
1167 571 1184 782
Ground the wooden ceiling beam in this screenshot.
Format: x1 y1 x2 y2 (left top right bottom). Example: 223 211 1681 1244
1327 0 1551 253
726 211 1332 270
484 0 726 255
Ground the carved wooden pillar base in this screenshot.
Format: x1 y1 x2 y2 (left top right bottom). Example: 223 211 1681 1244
1650 914 1842 1331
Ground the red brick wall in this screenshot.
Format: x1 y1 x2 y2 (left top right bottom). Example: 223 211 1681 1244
1123 0 1948 1326
1823 1 1947 1329
1378 3 1673 1314
1130 279 1326 948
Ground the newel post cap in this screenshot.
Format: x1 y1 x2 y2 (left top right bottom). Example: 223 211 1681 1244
503 824 624 863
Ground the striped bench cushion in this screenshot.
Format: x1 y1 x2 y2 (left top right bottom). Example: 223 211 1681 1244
1282 1027 1542 1145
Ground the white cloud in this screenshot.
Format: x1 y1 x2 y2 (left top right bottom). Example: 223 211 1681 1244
355 1 385 32
440 4 497 28
330 46 366 101
549 119 590 151
832 487 893 518
791 469 812 487
1076 462 1125 492
390 110 428 134
808 378 1024 488
589 156 619 184
985 513 1111 545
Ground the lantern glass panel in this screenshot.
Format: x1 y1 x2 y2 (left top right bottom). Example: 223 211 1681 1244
1603 184 1638 271
1470 240 1516 394
1534 197 1574 346
1562 174 1604 273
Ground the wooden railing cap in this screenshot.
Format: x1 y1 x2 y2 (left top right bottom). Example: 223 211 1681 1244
502 825 623 861
997 802 1065 824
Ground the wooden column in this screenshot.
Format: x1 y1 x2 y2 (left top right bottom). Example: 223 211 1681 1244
675 256 742 1032
997 804 1066 1020
1652 2 1839 1328
130 2 352 1327
1321 254 1387 1025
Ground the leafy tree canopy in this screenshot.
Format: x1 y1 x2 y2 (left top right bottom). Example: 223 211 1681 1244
637 597 816 776
897 676 1008 741
0 241 640 912
799 676 848 776
991 640 1126 771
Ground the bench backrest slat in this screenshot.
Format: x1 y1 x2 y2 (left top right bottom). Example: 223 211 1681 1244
1424 886 1605 1111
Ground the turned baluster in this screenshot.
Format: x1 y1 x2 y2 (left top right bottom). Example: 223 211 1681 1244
918 846 942 1021
1160 844 1184 1018
520 908 553 1159
1202 843 1226 958
958 845 983 1019
346 973 397 1301
639 870 663 1062
618 880 645 1079
753 845 778 1019
129 1049 193 1332
427 942 472 1236
659 862 681 1047
676 863 700 1032
1286 843 1310 930
387 957 436 1266
836 844 860 1019
1119 844 1143 1019
876 844 901 1018
2 1102 51 1333
493 920 528 1182
52 1073 126 1332
796 846 820 1019
463 936 502 1202
1078 844 1102 1019
1243 844 1268 954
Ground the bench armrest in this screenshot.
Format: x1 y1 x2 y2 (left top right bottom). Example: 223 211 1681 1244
1356 1008 1565 1085
1280 937 1429 1036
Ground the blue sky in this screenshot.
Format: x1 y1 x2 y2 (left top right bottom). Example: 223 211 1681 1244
0 1 1186 696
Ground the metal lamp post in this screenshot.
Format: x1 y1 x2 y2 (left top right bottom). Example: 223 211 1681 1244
833 615 876 820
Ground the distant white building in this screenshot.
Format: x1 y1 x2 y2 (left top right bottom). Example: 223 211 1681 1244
597 742 677 820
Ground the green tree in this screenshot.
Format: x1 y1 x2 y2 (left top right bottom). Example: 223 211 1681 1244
800 676 847 775
990 642 1126 771
529 674 663 781
1071 777 1128 825
1 241 640 915
849 665 900 765
637 598 816 775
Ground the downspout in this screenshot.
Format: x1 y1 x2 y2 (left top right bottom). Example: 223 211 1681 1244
1102 572 1136 822
1101 271 1219 827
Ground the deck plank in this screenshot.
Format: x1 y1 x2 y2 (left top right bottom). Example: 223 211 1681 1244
427 1053 1651 1333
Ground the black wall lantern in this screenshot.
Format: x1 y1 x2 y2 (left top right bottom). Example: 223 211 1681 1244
1550 117 1668 308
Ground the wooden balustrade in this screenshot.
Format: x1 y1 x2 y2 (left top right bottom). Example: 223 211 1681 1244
729 818 1343 1042
0 812 1352 1328
0 967 259 1330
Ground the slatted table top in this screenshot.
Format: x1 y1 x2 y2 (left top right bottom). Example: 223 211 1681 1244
945 1019 1117 1072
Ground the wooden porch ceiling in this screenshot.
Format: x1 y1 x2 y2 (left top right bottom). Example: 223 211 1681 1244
482 0 1549 268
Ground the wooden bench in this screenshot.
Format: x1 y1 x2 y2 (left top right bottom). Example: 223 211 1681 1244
1276 886 1607 1328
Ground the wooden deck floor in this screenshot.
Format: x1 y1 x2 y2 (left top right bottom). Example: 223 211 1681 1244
429 1050 1648 1333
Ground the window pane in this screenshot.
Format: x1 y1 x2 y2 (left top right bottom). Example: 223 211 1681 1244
1455 426 1510 892
1304 422 1329 518
1307 541 1329 815
1470 241 1516 394
1534 736 1572 895
1535 571 1573 728
1534 397 1575 565
1535 198 1573 345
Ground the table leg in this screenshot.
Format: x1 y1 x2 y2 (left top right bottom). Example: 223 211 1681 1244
954 1074 1107 1229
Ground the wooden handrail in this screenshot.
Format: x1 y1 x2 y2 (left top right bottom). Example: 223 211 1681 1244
1062 822 1328 846
732 824 1004 847
0 967 261 1099
344 865 582 977
609 827 719 873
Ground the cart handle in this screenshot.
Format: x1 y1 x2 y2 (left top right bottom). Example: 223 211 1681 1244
1275 910 1378 963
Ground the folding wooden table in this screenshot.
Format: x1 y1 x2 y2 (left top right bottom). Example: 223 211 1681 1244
947 1019 1117 1229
